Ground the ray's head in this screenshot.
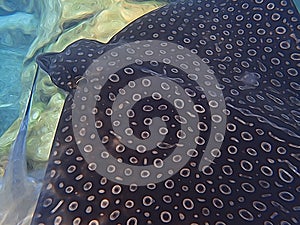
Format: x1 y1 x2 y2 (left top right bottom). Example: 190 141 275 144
36 39 105 92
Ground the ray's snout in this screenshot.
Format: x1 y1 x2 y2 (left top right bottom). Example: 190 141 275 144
36 53 57 73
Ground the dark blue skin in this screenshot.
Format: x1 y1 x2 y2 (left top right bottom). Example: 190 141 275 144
36 40 105 92
33 0 300 224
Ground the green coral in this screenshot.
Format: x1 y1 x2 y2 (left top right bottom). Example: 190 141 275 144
26 92 65 162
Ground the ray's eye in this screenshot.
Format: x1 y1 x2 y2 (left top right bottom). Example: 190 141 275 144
67 76 86 89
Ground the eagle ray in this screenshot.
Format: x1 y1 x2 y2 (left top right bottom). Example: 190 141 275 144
32 0 300 224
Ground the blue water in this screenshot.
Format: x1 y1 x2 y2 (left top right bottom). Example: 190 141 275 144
0 6 38 136
295 0 300 11
0 47 24 135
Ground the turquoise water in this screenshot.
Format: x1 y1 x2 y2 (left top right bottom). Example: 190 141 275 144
295 0 300 11
0 4 39 136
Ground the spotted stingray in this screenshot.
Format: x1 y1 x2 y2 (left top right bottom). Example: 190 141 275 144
32 0 300 224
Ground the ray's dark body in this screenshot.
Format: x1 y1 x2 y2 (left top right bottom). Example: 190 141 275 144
32 0 300 224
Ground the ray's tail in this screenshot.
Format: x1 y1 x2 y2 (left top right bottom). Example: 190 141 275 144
2 67 39 193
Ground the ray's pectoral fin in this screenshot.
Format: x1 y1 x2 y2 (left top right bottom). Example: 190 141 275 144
37 39 106 92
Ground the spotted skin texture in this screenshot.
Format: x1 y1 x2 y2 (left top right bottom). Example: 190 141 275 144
36 40 105 92
32 0 300 224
